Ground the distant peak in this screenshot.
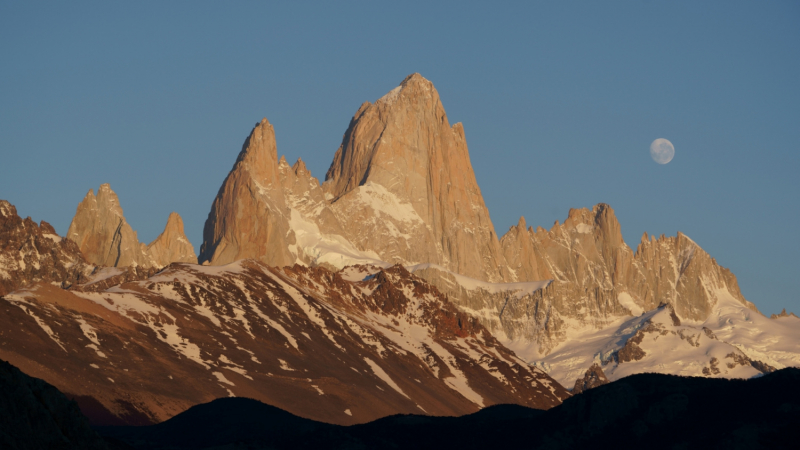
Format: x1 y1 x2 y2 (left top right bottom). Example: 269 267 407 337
592 203 614 215
0 200 16 218
517 216 527 229
166 212 185 231
401 72 429 85
292 158 308 174
234 116 280 181
376 73 435 106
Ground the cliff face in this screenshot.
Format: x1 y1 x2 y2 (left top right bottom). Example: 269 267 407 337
66 184 150 268
470 203 757 356
323 74 509 283
66 184 197 269
499 203 754 322
199 118 295 267
146 212 197 266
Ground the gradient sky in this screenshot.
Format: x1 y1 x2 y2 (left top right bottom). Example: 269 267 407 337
1 1 798 315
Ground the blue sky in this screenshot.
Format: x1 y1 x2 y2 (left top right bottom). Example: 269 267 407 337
1 1 798 315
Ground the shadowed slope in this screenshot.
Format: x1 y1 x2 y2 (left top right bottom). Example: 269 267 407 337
0 359 110 450
98 368 800 449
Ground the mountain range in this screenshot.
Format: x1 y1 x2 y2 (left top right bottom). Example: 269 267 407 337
1 73 797 426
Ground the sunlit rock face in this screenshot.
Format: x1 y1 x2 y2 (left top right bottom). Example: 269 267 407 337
323 74 510 283
67 184 151 268
146 212 197 266
499 204 753 323
199 119 295 267
66 184 196 269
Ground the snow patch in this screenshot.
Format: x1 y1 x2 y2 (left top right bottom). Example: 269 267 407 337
617 292 643 316
364 357 409 399
278 359 295 371
212 371 235 386
354 182 424 225
3 294 66 351
376 85 402 105
287 208 386 270
264 270 344 351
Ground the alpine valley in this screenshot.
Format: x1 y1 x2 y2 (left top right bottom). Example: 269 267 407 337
1 74 798 431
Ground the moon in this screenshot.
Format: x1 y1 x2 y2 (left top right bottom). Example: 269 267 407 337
650 138 675 164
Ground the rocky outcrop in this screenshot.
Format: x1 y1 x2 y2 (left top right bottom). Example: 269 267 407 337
632 231 754 320
771 309 798 319
146 212 197 266
199 119 295 267
0 359 110 449
323 74 509 283
0 200 92 297
75 265 159 292
411 265 627 355
66 184 152 268
571 364 609 394
67 184 197 270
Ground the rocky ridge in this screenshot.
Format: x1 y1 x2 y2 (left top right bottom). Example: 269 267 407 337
0 199 160 298
479 204 757 355
0 200 92 297
771 309 798 319
571 363 609 394
0 261 568 426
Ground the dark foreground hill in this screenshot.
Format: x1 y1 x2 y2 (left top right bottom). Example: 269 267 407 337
2 356 797 449
0 359 112 450
98 368 800 450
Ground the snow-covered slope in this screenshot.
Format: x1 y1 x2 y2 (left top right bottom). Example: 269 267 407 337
509 289 800 388
0 261 567 426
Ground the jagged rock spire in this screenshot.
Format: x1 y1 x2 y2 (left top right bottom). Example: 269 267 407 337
66 184 151 268
146 212 197 266
67 184 198 268
199 118 295 266
323 73 510 282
